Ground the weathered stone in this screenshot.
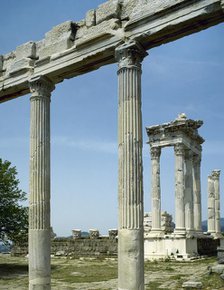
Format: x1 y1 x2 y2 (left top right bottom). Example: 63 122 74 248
15 41 36 60
2 52 16 74
75 18 120 47
89 229 100 239
9 58 34 75
218 258 224 264
45 21 76 45
72 229 81 239
96 0 121 25
39 21 76 58
208 264 224 274
86 9 96 27
121 0 187 20
108 229 118 239
0 55 3 72
182 281 202 289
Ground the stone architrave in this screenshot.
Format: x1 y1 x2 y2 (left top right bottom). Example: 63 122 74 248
29 75 55 290
212 170 221 235
174 143 186 235
184 149 194 233
193 152 202 232
150 146 162 233
207 175 215 234
115 40 147 290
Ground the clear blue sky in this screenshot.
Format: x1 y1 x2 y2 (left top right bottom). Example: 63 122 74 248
0 1 224 237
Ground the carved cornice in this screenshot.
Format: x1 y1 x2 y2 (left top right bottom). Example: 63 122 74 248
29 75 55 99
174 143 185 156
115 40 148 70
150 146 161 159
211 169 221 180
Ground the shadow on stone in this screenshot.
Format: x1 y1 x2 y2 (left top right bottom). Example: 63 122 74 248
0 263 28 277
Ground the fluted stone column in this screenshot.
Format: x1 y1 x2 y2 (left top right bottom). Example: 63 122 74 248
184 149 194 233
193 153 202 232
174 143 186 235
150 146 162 233
207 175 215 234
29 75 55 290
115 41 147 290
212 170 221 235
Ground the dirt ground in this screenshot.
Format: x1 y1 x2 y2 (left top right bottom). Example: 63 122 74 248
0 254 224 289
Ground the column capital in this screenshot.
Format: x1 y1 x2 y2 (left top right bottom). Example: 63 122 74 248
174 143 185 156
211 169 221 180
115 40 148 70
29 75 55 98
150 146 161 159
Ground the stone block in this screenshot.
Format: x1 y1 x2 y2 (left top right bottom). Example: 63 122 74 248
16 41 36 60
89 229 100 239
109 229 118 239
39 21 76 59
9 58 34 75
182 281 202 289
2 52 16 73
72 229 81 239
86 9 96 27
45 21 76 45
208 264 224 274
0 55 3 72
76 18 120 47
96 0 121 25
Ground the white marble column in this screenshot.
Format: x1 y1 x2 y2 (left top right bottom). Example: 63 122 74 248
150 146 162 234
212 170 221 235
184 149 194 233
174 143 186 235
207 175 215 234
29 75 55 290
193 153 202 232
115 41 147 290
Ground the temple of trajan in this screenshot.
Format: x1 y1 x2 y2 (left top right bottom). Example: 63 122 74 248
1 0 224 289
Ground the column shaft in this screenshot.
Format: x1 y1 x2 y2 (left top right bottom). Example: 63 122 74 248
116 41 147 290
193 153 202 232
174 143 186 235
207 175 215 234
150 146 161 233
29 76 55 290
184 150 194 232
212 170 221 235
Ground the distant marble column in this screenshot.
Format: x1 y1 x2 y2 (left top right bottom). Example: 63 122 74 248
116 41 147 290
212 170 221 235
150 146 162 233
207 175 215 234
193 153 202 232
174 143 186 235
29 76 55 290
184 149 194 233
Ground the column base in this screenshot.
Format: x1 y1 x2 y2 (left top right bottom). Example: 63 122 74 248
186 230 197 238
148 229 164 238
118 229 144 290
174 228 186 237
